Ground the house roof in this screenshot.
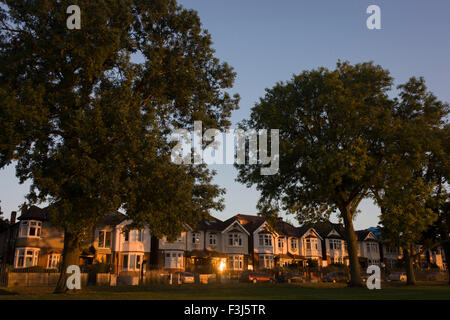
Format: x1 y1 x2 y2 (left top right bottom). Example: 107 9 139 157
273 219 298 237
312 222 345 239
195 216 225 232
17 206 48 221
355 230 378 242
234 214 267 234
97 211 127 227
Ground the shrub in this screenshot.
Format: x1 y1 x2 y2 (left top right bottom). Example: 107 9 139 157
323 263 349 273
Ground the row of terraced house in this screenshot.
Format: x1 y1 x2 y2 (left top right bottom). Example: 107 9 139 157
0 206 447 276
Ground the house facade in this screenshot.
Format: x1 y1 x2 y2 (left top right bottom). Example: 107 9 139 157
1 207 446 275
314 222 348 266
10 206 64 270
356 230 381 268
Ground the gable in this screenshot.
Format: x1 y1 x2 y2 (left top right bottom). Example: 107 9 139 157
302 228 322 240
327 228 341 237
254 221 278 236
365 232 378 241
222 220 250 235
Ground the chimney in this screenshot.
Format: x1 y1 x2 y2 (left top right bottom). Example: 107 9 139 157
10 211 16 224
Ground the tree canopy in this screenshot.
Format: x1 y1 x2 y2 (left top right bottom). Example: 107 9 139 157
0 0 239 291
236 61 448 286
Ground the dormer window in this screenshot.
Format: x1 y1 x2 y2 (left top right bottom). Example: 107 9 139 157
19 220 42 238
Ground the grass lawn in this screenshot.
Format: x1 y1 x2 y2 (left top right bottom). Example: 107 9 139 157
1 281 450 300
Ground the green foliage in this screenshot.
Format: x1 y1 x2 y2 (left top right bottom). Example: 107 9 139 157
0 201 9 232
323 263 349 273
236 61 395 221
0 0 238 244
11 266 58 273
235 61 448 286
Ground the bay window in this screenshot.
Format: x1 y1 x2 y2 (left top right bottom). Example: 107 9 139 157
15 248 40 268
258 234 272 247
260 254 274 269
165 251 183 269
228 255 243 270
122 253 144 271
19 220 42 238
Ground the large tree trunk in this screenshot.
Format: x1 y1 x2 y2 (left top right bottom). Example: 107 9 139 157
54 230 82 293
340 205 363 287
403 245 416 286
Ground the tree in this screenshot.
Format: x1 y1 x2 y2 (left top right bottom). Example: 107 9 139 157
0 201 9 233
0 0 238 292
235 61 448 287
421 124 450 283
374 77 448 285
378 178 436 285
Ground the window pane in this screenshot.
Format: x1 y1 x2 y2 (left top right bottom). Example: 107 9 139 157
105 232 111 248
98 231 105 248
130 254 136 269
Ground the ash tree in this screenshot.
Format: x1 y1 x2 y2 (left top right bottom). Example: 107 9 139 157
236 61 448 287
0 0 238 292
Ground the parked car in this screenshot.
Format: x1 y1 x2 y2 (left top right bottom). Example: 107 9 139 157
239 271 274 283
275 272 304 283
323 271 349 283
174 272 195 284
388 272 407 282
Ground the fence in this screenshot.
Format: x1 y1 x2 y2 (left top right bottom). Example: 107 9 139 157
0 265 90 288
0 265 8 287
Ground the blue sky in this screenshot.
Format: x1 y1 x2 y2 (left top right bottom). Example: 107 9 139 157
1 0 449 229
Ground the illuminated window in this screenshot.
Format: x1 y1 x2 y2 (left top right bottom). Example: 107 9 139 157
14 247 40 268
228 255 243 270
47 253 61 269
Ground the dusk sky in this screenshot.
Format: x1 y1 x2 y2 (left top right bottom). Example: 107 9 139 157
1 0 449 229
